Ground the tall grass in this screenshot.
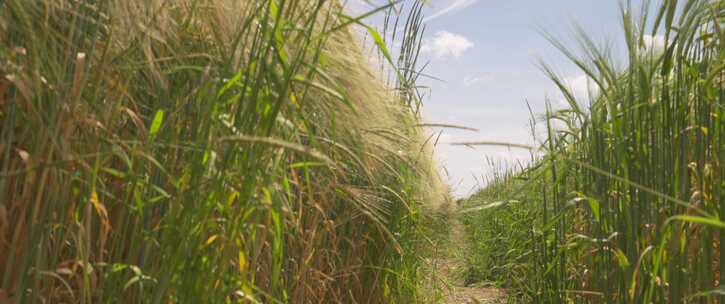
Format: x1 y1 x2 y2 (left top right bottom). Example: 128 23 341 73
460 159 541 291
0 0 444 302
462 0 723 302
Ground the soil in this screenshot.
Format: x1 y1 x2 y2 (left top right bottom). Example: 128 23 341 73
437 209 505 304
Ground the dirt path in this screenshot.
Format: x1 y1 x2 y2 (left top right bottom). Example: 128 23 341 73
436 210 505 304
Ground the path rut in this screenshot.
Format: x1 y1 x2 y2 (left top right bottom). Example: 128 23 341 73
437 209 505 304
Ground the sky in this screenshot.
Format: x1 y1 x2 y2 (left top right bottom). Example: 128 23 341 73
349 1 650 197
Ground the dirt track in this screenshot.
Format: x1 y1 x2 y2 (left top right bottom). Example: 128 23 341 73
438 210 505 304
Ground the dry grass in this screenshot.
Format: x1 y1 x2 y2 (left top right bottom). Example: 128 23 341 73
0 0 445 303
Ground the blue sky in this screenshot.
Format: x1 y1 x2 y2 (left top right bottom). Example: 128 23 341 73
350 1 653 197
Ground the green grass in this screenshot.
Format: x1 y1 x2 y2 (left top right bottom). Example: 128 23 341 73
460 162 542 298
462 0 724 302
0 0 446 303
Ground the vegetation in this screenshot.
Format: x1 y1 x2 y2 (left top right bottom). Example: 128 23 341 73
5 0 723 303
462 0 724 302
0 0 447 303
461 161 543 296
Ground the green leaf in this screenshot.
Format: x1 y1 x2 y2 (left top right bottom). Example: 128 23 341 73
689 285 725 299
459 200 520 213
101 167 126 178
587 197 601 221
613 248 630 268
366 26 393 68
289 162 326 169
124 276 141 291
149 110 164 140
666 215 725 229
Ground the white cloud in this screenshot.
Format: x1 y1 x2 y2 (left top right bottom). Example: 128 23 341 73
463 75 491 87
565 74 598 100
642 34 665 53
549 74 599 109
424 0 479 23
421 31 473 60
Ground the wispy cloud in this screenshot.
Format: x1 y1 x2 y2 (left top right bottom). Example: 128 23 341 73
463 75 492 87
421 31 474 60
423 0 479 23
